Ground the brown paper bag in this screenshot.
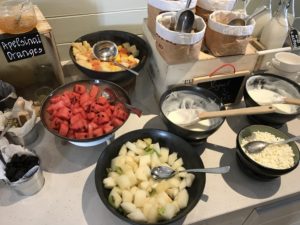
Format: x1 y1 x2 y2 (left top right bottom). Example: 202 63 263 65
195 6 212 23
156 35 203 64
148 4 163 35
205 27 251 56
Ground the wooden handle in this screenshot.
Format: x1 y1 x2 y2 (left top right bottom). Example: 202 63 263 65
283 98 300 106
198 105 276 120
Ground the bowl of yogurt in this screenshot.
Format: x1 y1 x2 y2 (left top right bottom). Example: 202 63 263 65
159 85 225 144
244 74 300 126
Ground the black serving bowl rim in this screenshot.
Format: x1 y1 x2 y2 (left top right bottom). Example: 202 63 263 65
94 128 206 225
159 85 226 135
245 73 300 116
40 79 131 143
69 30 149 80
237 124 300 172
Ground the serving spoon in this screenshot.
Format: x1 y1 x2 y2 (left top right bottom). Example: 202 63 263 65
151 165 230 180
175 0 194 33
102 87 142 117
244 136 300 153
171 105 276 127
92 40 139 76
228 5 267 26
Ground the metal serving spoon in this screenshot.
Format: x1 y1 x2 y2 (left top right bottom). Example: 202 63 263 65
228 5 267 26
151 165 230 180
175 0 194 33
92 40 139 76
244 136 300 153
102 87 142 117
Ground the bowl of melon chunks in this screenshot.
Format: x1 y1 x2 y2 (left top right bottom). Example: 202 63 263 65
40 79 131 147
95 128 206 224
69 30 149 84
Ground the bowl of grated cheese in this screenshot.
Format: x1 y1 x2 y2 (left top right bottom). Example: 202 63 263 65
236 125 300 180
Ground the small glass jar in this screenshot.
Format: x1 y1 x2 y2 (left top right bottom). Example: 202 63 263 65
0 0 37 34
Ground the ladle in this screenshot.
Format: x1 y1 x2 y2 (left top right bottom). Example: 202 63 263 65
228 5 267 26
175 10 195 33
172 105 276 127
92 41 139 76
151 165 230 180
175 0 194 33
102 87 142 117
244 136 300 153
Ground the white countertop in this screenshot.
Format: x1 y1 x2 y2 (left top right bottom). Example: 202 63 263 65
1 68 300 225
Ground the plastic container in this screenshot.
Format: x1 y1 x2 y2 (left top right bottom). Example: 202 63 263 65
0 0 37 34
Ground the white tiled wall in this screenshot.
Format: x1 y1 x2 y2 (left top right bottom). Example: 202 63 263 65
32 0 299 61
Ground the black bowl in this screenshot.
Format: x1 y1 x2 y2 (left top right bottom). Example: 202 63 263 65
236 125 300 180
244 73 300 127
159 86 225 143
69 30 149 84
95 129 206 225
40 79 131 146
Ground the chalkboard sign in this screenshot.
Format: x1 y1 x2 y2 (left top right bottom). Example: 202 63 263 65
0 28 45 62
196 73 248 104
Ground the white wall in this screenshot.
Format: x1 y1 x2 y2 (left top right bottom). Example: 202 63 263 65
32 0 299 61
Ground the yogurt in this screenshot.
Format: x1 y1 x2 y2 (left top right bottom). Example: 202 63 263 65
161 91 222 131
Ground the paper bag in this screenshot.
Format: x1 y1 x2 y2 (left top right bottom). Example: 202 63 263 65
147 0 197 34
155 12 206 64
205 10 255 56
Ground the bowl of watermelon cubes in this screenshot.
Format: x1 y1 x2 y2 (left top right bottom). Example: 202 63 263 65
40 79 131 147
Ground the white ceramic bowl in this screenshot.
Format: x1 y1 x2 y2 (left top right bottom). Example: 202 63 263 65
272 52 300 73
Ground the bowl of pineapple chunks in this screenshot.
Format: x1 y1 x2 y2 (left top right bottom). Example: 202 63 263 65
69 30 149 84
95 128 206 224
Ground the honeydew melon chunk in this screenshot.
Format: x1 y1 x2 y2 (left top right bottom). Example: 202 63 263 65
158 203 178 220
167 177 181 188
121 202 137 214
172 158 183 170
155 180 169 193
166 187 179 200
125 156 138 171
135 165 151 181
177 167 188 178
127 209 147 222
103 177 116 189
151 153 161 169
107 171 119 180
122 190 134 203
125 170 138 186
159 147 169 163
134 189 147 208
130 186 138 195
126 141 144 155
108 189 122 208
111 156 126 171
118 144 127 156
152 143 161 155
179 179 187 190
143 202 159 223
139 154 151 166
156 191 172 207
143 138 152 145
116 174 132 189
185 173 195 187
136 139 147 149
139 181 150 191
168 152 178 165
120 164 133 174
175 189 189 209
